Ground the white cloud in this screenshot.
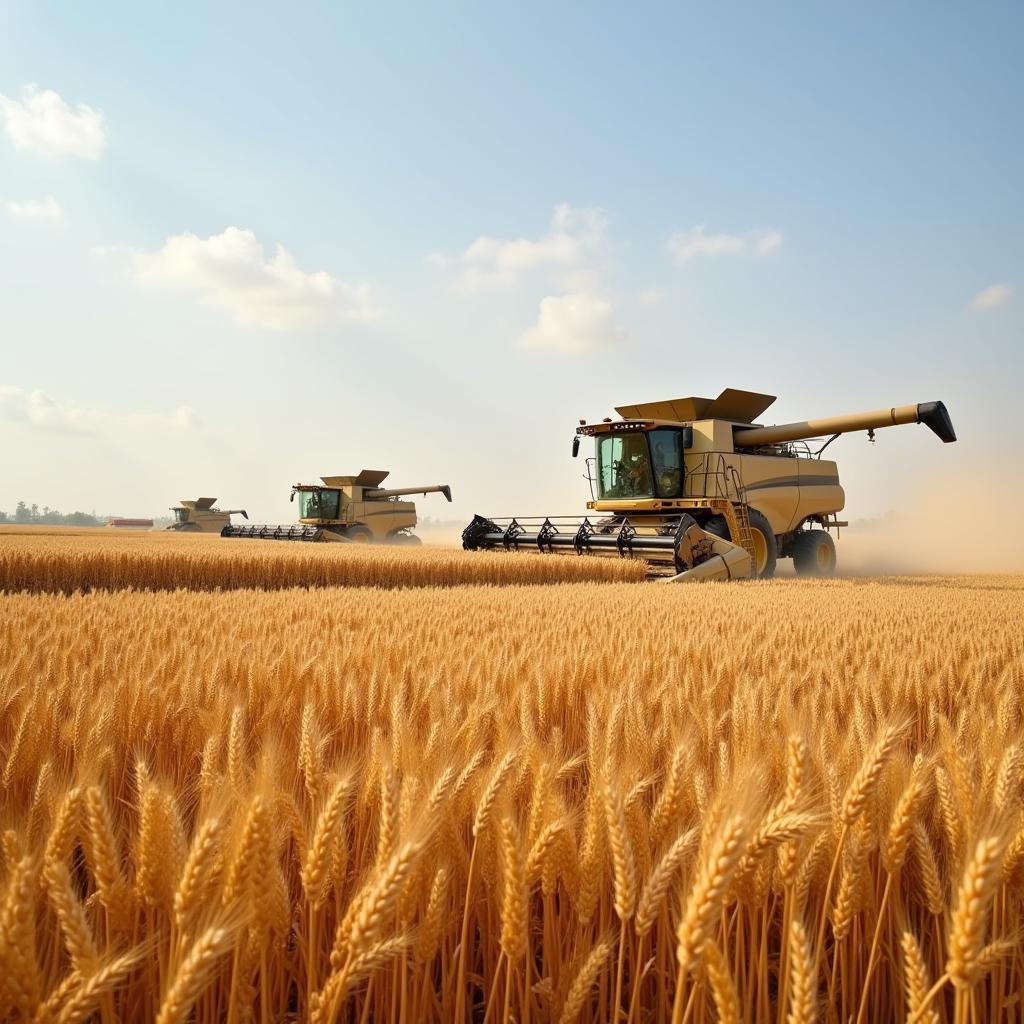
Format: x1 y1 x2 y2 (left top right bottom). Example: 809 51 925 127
0 386 199 435
455 204 607 291
172 406 201 429
753 229 783 254
519 292 627 354
970 283 1011 310
4 195 61 219
0 84 107 159
667 225 783 265
134 227 379 330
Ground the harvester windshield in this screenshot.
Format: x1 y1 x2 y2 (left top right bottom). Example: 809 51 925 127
297 489 340 519
172 508 188 523
597 429 684 499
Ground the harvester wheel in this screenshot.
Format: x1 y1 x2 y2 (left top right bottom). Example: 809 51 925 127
345 526 373 543
388 532 422 546
704 510 778 579
791 530 837 576
747 510 778 578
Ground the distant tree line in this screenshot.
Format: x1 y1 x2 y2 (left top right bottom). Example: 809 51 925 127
0 502 103 527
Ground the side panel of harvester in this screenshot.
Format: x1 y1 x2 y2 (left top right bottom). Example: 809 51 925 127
680 420 842 535
793 460 845 529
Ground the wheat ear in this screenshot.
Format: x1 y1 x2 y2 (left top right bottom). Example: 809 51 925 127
472 750 517 838
636 827 697 939
947 835 1006 988
302 777 350 905
156 924 236 1024
56 947 144 1024
702 939 739 1024
604 783 637 920
173 816 223 931
333 838 423 966
558 939 612 1024
498 818 527 962
83 785 131 930
42 860 98 974
0 853 41 1018
676 815 747 975
841 724 903 825
901 931 938 1024
786 918 815 1024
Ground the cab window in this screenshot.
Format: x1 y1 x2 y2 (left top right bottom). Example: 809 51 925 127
597 433 654 498
298 489 340 519
650 429 684 498
173 508 188 523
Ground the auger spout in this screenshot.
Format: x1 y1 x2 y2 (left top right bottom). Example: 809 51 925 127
365 484 453 502
734 401 956 447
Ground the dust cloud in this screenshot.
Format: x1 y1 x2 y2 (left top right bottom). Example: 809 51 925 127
834 475 1024 576
416 519 466 548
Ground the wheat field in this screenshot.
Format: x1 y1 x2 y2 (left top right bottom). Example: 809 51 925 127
1 558 1022 1024
0 530 644 593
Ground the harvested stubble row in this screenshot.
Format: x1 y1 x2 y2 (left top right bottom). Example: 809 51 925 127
0 531 644 592
1 576 1023 1023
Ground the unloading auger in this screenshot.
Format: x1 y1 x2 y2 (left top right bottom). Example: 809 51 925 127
462 389 956 581
222 470 452 544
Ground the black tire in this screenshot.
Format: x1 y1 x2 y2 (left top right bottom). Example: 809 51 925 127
791 530 837 577
388 532 422 546
345 526 373 543
704 509 778 579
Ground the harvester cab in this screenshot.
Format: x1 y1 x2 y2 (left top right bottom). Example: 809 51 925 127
463 388 956 581
222 470 452 544
166 498 248 533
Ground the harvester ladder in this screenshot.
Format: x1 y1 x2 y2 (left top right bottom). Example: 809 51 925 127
723 465 757 560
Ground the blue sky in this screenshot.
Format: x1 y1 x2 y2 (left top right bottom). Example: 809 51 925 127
1 2 1020 525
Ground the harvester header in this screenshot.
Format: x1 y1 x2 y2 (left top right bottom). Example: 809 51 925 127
465 387 956 581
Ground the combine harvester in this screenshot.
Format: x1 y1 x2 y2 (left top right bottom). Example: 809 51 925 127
463 388 956 581
222 470 452 544
166 498 248 533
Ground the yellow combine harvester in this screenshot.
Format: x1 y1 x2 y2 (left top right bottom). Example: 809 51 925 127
463 388 956 581
222 470 452 544
166 498 248 533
